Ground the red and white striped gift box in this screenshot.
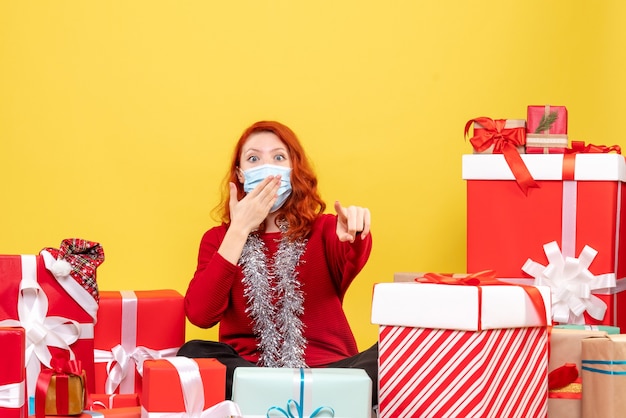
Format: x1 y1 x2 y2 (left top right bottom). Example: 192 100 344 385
372 279 551 418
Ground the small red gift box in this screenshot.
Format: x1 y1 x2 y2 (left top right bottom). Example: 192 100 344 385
93 290 185 396
35 358 87 418
0 327 27 418
89 394 139 410
141 358 227 416
31 406 142 418
527 105 568 135
464 153 626 329
0 254 98 402
467 118 526 154
371 275 551 418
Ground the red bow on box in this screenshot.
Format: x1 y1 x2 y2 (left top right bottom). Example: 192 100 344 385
567 140 621 154
548 363 579 391
35 357 87 418
465 117 539 194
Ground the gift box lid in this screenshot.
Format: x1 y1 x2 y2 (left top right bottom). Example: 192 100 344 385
462 153 626 181
371 281 551 330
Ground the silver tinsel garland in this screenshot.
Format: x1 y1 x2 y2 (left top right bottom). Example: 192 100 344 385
240 224 307 367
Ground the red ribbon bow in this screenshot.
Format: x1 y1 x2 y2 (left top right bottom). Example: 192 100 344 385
465 117 539 194
548 363 579 391
417 270 548 331
567 140 621 155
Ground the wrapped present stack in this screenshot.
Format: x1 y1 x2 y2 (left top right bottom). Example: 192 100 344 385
371 107 626 416
0 239 240 418
463 105 626 330
0 239 104 414
461 106 626 417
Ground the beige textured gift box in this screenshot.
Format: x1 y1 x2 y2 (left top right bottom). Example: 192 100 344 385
548 328 607 418
581 334 626 417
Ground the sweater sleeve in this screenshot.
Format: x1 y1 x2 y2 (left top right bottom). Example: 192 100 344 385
319 214 373 297
184 226 240 328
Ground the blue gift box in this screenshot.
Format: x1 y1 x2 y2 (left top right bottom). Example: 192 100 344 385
232 367 372 418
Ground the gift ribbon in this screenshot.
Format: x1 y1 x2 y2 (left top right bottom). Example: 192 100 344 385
582 359 626 375
567 141 622 155
418 270 548 330
464 117 538 194
548 363 578 390
93 290 179 394
142 357 242 418
522 241 616 324
35 358 85 418
0 255 85 400
266 368 335 418
0 381 25 409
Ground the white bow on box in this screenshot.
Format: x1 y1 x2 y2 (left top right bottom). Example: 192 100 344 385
522 241 616 324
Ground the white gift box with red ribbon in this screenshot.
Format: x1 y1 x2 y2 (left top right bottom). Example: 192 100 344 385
371 280 551 418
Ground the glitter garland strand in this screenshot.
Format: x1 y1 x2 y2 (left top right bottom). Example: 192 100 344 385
240 224 307 367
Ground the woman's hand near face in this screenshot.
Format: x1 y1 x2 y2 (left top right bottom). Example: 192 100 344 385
217 175 281 265
228 175 281 234
334 200 371 243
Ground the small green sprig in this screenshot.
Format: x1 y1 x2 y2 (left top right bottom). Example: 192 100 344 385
534 110 559 133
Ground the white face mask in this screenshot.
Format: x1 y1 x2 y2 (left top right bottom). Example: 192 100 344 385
242 164 293 213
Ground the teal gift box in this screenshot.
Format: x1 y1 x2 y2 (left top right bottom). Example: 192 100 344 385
554 324 620 334
232 368 372 418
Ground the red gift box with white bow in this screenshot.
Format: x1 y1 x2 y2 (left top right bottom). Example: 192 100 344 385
93 290 185 397
141 357 236 417
0 254 98 403
463 152 626 328
0 327 27 418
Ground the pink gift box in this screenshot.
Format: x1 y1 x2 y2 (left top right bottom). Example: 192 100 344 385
0 327 27 418
371 280 550 418
463 153 626 329
0 255 97 402
527 105 568 135
93 290 185 396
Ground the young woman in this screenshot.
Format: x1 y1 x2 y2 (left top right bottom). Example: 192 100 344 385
178 120 377 403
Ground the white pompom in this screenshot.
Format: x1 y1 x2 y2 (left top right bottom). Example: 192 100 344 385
50 259 72 278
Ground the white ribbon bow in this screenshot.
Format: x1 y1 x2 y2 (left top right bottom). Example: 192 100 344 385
522 241 616 324
95 345 178 394
0 255 82 397
141 357 242 418
0 381 25 408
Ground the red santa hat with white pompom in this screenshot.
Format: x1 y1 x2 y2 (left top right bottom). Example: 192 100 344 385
40 238 105 322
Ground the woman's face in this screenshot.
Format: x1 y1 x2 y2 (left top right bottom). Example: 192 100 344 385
237 131 291 178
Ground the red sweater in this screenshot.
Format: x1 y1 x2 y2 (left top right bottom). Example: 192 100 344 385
184 213 373 367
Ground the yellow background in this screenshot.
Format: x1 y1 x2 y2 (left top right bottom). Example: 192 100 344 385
1 1 625 350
